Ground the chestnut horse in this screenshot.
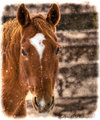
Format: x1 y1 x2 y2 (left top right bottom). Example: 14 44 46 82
2 3 60 117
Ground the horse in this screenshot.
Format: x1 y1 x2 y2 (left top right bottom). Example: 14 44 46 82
1 3 60 117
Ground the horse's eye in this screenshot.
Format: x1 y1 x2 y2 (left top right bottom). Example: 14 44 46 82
22 49 27 56
56 48 59 55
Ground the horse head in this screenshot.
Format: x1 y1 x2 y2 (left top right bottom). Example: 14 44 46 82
17 3 60 113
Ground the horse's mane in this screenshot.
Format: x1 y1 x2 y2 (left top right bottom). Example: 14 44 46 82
2 19 21 70
2 19 21 50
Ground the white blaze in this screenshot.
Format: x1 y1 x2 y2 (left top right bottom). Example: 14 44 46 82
39 98 46 110
29 33 46 60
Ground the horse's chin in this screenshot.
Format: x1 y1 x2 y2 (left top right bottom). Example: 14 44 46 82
33 104 49 115
38 112 49 116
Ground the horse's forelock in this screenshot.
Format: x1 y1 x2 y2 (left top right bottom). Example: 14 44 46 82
31 16 57 42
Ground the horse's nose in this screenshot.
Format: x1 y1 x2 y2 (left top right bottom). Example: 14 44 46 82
33 96 54 113
34 97 39 108
47 96 54 108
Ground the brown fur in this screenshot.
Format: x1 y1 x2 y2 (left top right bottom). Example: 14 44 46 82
2 3 60 117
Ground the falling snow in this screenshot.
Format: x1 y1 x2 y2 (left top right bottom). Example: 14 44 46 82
6 70 8 73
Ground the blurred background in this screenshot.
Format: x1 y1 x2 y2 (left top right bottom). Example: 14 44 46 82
2 3 98 118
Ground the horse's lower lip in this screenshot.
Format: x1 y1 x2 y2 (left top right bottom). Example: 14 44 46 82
33 107 49 115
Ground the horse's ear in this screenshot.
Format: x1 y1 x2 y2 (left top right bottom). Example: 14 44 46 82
46 3 60 26
17 4 31 27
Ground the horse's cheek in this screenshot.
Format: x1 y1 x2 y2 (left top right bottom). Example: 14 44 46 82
20 76 29 89
19 67 29 88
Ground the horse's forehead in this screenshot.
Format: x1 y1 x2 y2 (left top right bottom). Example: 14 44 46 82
29 33 46 60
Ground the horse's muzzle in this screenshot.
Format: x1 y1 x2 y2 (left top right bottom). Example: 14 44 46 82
32 96 54 113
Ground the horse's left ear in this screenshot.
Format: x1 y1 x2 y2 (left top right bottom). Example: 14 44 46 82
46 4 60 26
17 4 31 27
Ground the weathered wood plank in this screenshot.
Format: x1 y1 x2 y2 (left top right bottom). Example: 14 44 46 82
57 30 97 45
2 12 97 30
59 45 98 63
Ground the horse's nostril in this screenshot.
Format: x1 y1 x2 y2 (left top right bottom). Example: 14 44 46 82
34 97 38 107
51 96 54 105
48 96 54 107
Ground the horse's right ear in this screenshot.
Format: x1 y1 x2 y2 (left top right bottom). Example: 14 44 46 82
17 4 31 27
46 4 60 26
